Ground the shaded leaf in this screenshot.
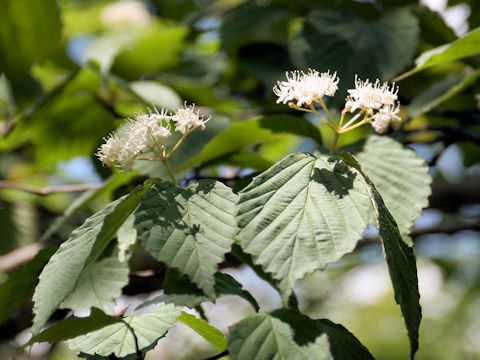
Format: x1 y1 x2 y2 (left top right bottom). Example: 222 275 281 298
340 152 421 359
290 8 418 96
32 185 149 334
409 70 480 117
67 304 181 358
138 268 259 311
134 180 238 298
177 312 227 351
0 247 56 326
395 26 480 80
0 0 62 74
236 153 372 302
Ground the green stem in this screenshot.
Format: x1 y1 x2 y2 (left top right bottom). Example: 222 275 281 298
329 132 340 155
162 159 176 184
317 97 335 125
166 131 189 159
309 104 337 132
195 304 208 321
339 117 370 134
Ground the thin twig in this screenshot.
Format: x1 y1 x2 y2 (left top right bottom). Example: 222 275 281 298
0 182 103 195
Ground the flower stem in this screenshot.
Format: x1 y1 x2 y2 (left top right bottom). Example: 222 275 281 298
317 97 335 125
340 117 370 133
162 159 176 184
309 104 337 132
166 131 189 160
329 132 340 155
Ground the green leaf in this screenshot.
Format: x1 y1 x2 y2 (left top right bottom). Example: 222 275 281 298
177 312 227 351
25 308 122 347
134 180 238 298
340 152 421 359
0 0 62 74
200 149 275 172
32 185 149 334
236 153 372 302
66 304 181 358
408 69 480 117
316 319 375 360
290 8 418 94
395 26 480 81
228 310 374 360
344 135 432 239
39 172 137 243
181 115 323 171
0 247 56 326
138 268 259 311
220 3 288 50
130 80 182 109
111 22 188 80
61 247 130 314
228 310 331 360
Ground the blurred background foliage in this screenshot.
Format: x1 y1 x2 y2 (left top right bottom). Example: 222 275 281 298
0 0 479 359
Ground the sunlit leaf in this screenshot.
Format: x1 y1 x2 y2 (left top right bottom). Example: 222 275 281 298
236 152 372 302
177 312 227 351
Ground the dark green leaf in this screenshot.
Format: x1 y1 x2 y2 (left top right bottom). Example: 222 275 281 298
340 152 421 359
0 247 56 326
0 0 62 74
290 8 419 95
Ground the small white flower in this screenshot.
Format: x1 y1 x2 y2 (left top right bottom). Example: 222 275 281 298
171 103 210 134
346 75 398 113
96 108 172 171
371 103 401 134
273 69 339 107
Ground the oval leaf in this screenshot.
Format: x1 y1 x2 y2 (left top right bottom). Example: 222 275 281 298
134 180 238 298
236 153 372 302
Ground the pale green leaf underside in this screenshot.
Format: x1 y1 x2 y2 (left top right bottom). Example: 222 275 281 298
348 135 432 238
32 187 148 334
61 249 129 314
228 311 331 360
236 152 372 301
116 214 137 263
134 180 238 298
67 304 181 358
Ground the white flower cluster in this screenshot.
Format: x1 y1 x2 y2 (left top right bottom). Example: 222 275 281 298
346 75 400 133
97 104 209 171
273 69 339 107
